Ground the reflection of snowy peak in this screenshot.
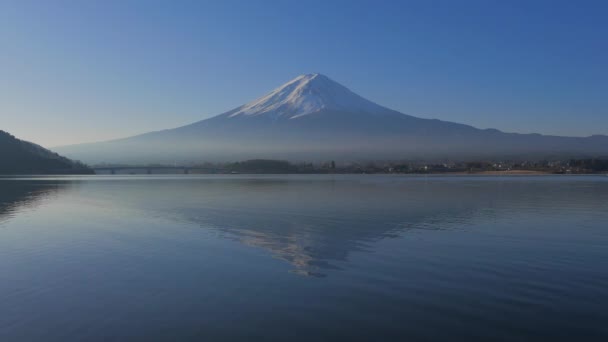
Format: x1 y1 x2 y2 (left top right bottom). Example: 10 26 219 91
227 73 388 120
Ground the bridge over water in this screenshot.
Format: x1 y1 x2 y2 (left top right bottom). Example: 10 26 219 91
92 166 224 175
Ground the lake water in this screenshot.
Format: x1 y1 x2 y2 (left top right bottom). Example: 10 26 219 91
1 175 607 341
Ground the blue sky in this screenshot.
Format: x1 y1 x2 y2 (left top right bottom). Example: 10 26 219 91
1 0 607 147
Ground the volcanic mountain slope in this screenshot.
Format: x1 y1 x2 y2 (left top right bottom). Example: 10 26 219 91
0 130 92 174
56 74 608 164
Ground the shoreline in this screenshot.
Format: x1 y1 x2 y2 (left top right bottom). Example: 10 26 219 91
4 172 607 177
449 170 551 175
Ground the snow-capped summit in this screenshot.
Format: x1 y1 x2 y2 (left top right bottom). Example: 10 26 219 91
55 73 608 164
227 73 387 120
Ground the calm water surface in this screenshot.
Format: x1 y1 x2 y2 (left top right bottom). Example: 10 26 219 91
1 175 607 341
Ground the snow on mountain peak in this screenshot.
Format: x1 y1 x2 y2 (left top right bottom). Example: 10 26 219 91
228 73 387 119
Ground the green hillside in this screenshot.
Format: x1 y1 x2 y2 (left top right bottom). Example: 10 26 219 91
0 130 93 175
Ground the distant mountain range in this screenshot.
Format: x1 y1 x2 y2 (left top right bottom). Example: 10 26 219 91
0 130 92 174
56 74 608 164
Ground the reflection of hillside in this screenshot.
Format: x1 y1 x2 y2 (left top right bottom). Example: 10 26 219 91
0 181 69 224
138 176 576 277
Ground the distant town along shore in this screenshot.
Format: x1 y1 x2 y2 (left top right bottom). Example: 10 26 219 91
89 158 608 175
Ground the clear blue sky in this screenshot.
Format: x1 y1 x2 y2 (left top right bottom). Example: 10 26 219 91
1 0 607 147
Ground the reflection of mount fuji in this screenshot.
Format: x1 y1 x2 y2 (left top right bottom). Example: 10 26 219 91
177 179 498 277
115 176 607 277
3 177 606 277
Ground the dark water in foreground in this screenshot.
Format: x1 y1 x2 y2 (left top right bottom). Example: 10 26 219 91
0 175 607 341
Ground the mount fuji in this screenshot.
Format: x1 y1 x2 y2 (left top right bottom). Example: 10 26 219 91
57 73 608 164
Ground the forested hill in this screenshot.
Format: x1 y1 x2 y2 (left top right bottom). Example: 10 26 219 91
0 130 93 174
